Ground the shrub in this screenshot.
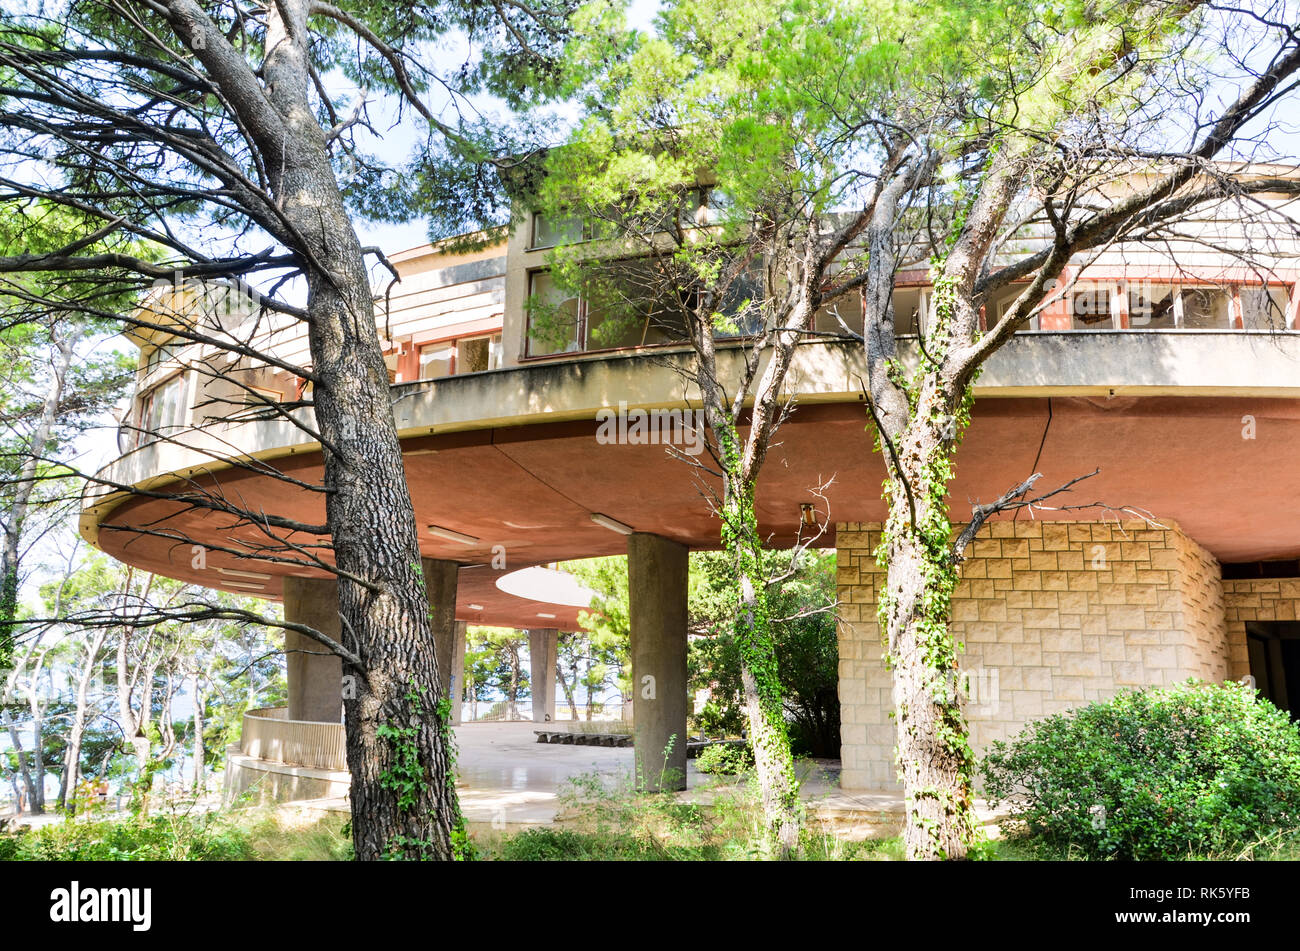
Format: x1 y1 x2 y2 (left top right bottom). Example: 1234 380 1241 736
982 680 1300 860
694 743 755 775
0 812 255 861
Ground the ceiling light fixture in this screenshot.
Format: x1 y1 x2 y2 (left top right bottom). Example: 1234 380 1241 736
468 603 484 611
217 567 272 580
537 612 557 619
427 524 479 545
590 513 634 535
225 581 266 591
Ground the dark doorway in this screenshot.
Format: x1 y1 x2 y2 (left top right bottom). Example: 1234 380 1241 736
1246 622 1300 717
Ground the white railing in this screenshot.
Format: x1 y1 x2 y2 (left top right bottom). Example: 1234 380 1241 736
239 706 347 771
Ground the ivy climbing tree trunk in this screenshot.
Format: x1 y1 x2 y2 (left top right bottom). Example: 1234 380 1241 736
694 321 806 859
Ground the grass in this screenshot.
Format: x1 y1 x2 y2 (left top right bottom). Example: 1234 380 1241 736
0 802 353 862
7 778 1298 861
475 768 904 861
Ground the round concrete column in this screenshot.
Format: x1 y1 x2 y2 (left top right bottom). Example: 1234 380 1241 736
421 557 459 703
450 620 467 724
282 576 344 723
627 533 689 791
529 628 558 723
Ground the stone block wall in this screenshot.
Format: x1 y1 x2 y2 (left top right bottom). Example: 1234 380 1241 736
835 519 1236 791
1223 577 1300 680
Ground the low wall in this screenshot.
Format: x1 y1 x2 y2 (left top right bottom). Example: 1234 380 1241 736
240 706 347 771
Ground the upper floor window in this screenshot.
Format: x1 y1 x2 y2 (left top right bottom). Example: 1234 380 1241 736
141 339 183 374
1070 287 1114 328
530 188 723 250
1241 285 1291 329
418 333 504 379
531 212 584 249
136 372 186 446
525 264 719 357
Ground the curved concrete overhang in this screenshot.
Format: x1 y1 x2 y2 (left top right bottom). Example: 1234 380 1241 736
81 332 1300 620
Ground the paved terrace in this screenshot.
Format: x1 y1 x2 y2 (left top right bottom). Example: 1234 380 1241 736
281 722 1006 841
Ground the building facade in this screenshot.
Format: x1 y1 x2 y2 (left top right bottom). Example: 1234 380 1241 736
80 183 1300 796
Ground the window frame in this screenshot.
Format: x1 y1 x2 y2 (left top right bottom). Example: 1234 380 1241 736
417 331 506 379
135 369 187 447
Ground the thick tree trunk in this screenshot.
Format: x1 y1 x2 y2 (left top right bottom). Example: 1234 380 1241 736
877 404 980 860
222 0 463 860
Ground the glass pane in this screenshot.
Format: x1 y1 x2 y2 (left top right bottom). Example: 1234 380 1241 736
457 336 492 374
145 375 184 433
890 287 923 335
532 212 583 248
1128 283 1176 328
527 271 582 356
418 343 455 379
1241 285 1290 330
814 287 865 335
1180 287 1231 329
1070 287 1112 328
714 264 765 337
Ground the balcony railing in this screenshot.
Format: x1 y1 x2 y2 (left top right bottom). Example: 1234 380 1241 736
239 706 347 771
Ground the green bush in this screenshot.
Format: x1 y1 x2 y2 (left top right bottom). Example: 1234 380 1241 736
0 813 255 861
982 680 1300 860
694 742 755 775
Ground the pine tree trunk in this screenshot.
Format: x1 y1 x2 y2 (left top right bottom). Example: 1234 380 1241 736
240 0 461 860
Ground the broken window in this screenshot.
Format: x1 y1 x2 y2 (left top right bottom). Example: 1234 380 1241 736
1241 285 1291 330
1179 287 1233 329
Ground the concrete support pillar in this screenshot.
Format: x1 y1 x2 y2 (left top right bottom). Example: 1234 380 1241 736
529 628 558 723
421 557 459 703
627 533 689 791
282 576 343 723
450 620 467 724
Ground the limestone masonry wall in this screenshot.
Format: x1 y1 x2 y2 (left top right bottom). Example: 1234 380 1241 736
1223 576 1300 680
835 519 1236 790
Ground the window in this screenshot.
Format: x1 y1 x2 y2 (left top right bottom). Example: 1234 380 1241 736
418 334 504 380
1179 287 1232 329
456 334 503 374
418 342 456 379
1127 283 1176 328
889 287 927 336
526 270 584 356
137 373 186 445
244 385 282 406
1241 285 1291 330
986 283 1039 332
1070 287 1113 328
141 339 183 374
531 212 584 249
712 261 766 338
528 263 707 356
